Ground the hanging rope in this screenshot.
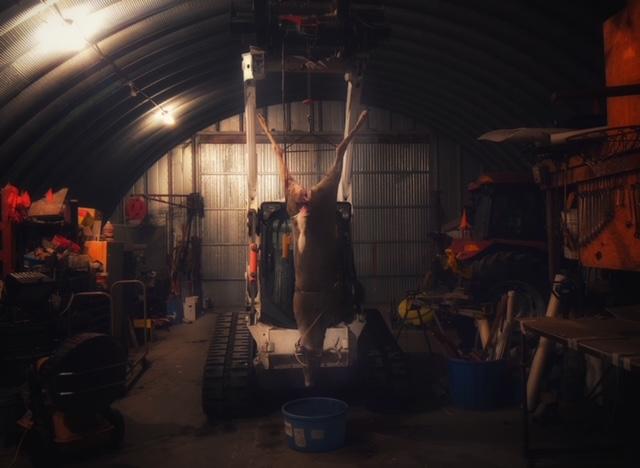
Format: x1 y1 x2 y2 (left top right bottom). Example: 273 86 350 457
294 310 325 367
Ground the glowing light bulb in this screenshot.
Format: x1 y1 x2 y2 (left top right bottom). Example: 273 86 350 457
37 6 102 53
158 109 176 126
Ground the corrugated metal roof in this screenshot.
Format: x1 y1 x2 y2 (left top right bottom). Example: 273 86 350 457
0 0 624 212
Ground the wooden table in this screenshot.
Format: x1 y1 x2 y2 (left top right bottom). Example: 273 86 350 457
518 317 640 466
520 317 640 371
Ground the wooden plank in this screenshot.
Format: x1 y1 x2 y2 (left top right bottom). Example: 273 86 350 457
520 317 640 341
579 338 640 356
520 317 640 372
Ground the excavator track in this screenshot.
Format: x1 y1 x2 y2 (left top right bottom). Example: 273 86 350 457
201 311 254 419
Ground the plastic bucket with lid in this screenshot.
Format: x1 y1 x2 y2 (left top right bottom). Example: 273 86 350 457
281 397 348 452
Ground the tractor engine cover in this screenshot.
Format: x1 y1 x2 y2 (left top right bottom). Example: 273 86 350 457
42 333 126 412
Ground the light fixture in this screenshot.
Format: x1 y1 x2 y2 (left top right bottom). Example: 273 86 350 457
128 82 139 97
37 4 102 53
38 1 177 127
158 109 176 126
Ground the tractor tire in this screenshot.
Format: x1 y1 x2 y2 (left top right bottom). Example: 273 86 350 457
469 251 548 318
44 333 127 412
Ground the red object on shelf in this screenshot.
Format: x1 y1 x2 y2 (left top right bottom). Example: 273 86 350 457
4 184 31 223
51 234 81 254
1 185 17 276
279 14 319 31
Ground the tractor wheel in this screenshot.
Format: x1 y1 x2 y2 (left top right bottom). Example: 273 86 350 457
470 251 548 318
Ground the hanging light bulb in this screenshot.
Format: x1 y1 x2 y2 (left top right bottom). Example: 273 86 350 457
37 5 103 53
158 109 176 126
37 16 86 52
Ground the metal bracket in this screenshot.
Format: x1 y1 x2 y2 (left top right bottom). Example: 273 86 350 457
338 72 363 203
241 48 265 82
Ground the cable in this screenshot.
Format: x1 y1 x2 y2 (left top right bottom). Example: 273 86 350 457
40 0 170 117
293 309 326 367
6 428 29 468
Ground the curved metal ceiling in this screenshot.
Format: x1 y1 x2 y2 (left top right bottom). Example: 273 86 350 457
0 0 624 212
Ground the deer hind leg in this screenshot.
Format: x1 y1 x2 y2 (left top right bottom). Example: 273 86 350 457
293 291 328 387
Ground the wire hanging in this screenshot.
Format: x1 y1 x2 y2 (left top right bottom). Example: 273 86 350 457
39 0 174 123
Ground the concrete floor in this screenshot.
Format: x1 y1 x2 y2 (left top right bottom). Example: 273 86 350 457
3 310 627 468
86 311 525 468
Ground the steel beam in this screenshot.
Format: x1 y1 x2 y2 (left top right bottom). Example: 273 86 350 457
339 72 363 202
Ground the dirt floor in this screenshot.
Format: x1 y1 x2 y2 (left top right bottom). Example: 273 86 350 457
1 310 632 468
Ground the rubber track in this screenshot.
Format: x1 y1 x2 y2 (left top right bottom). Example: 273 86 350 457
201 311 253 419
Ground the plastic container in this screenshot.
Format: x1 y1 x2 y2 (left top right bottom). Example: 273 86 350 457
183 296 199 322
281 397 348 452
448 358 510 410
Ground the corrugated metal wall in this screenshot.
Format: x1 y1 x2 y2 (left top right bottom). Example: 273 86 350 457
115 101 483 308
351 143 430 305
432 136 484 224
200 144 247 305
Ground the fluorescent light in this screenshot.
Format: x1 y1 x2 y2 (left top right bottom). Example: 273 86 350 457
158 109 176 126
37 6 102 53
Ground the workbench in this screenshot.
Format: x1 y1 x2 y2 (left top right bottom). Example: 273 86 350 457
520 317 640 371
518 316 640 466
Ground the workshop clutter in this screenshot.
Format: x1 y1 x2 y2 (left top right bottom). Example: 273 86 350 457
3 184 31 222
396 289 521 410
23 234 100 273
78 207 103 240
28 187 68 218
446 291 520 410
9 186 108 275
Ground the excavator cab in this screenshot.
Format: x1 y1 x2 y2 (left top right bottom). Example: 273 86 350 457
201 200 408 419
255 201 359 329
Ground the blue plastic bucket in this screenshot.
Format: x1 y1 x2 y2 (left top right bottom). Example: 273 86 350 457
281 397 348 452
448 358 510 410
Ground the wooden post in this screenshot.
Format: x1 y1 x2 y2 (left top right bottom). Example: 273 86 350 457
526 274 565 410
545 188 561 282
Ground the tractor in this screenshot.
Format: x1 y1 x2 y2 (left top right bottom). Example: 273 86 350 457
440 172 549 316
